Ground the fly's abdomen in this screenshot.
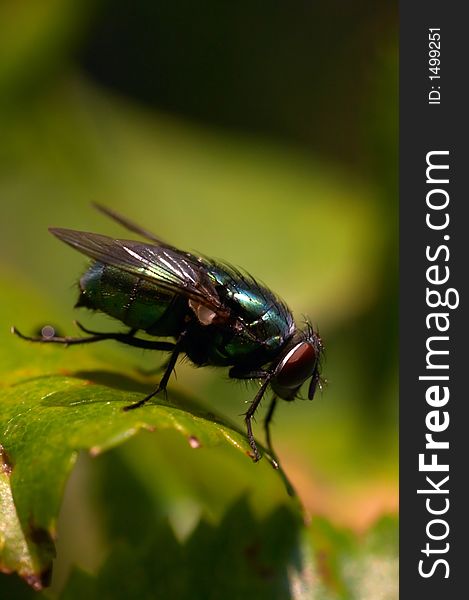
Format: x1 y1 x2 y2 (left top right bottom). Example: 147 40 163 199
77 262 185 335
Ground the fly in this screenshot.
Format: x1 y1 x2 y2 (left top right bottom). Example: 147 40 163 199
13 204 324 466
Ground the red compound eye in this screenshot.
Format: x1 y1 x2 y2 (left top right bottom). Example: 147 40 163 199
275 342 317 389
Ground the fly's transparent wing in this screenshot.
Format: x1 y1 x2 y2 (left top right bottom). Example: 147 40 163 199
50 228 225 313
92 203 175 247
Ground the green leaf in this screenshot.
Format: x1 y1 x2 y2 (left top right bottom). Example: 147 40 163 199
56 474 397 600
60 496 315 600
0 465 43 590
1 374 289 588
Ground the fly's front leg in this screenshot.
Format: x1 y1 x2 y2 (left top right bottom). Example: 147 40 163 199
243 378 272 462
264 397 279 469
229 366 272 463
123 331 186 411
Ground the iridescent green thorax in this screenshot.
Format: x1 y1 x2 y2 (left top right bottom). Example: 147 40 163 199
204 264 295 363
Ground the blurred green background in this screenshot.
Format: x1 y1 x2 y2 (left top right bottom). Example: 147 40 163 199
0 0 397 596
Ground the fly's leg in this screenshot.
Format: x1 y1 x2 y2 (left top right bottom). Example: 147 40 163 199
74 322 176 352
12 325 115 346
229 366 273 463
308 364 325 400
229 367 279 469
243 377 272 462
74 322 138 337
12 323 175 352
264 397 279 469
123 332 186 411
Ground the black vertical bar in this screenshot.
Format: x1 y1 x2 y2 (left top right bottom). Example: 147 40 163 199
400 2 466 597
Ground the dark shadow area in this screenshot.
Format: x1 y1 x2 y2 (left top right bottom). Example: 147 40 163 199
71 369 154 394
79 0 397 169
64 451 306 599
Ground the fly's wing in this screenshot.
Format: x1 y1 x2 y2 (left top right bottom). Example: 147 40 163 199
50 228 228 316
93 203 175 248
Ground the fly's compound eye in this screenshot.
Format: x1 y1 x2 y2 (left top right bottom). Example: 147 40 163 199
272 341 318 400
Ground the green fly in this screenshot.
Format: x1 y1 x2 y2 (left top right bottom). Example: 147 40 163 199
14 204 323 464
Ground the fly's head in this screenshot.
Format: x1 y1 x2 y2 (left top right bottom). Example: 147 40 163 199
270 324 323 401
